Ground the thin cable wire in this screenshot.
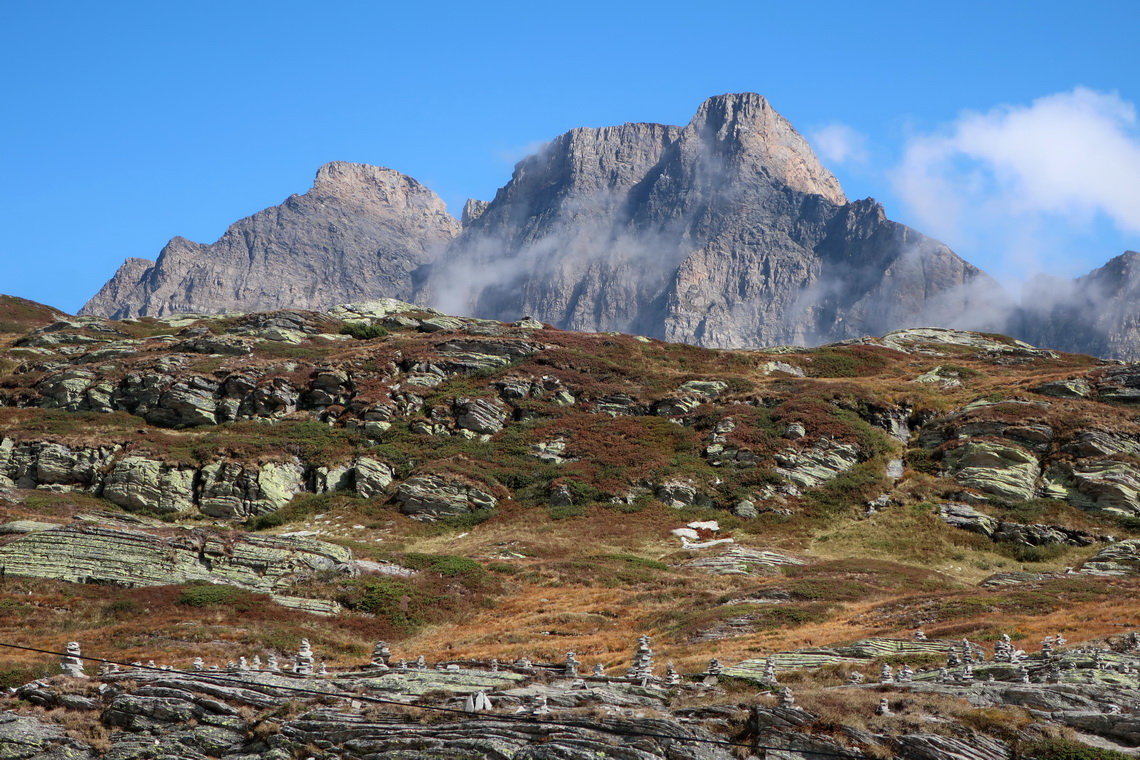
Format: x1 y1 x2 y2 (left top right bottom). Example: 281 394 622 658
1 641 864 757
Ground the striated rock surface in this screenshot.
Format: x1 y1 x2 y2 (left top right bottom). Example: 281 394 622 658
0 521 352 598
81 162 460 318
422 93 1001 348
395 474 497 520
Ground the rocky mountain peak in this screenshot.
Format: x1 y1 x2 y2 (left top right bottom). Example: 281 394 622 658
80 163 459 319
686 92 847 205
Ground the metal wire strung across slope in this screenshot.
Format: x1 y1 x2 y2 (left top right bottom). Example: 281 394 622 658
0 641 866 758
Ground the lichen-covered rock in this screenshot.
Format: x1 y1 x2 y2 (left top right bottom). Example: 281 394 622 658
0 440 116 491
0 710 94 760
1044 460 1140 515
145 377 219 427
354 457 394 499
655 480 713 508
395 474 497 520
198 460 304 518
453 397 507 434
942 441 1039 501
939 503 1096 547
938 503 999 536
677 380 728 397
1033 377 1093 399
102 456 196 514
0 523 352 595
774 440 860 488
1080 539 1140 575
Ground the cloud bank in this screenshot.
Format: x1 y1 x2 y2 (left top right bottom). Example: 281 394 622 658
890 88 1140 284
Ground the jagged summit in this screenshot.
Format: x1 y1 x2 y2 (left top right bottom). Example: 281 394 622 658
421 93 992 347
80 162 459 319
687 92 847 205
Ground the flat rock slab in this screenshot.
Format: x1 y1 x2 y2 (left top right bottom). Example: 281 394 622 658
349 668 528 697
686 547 806 575
0 523 352 600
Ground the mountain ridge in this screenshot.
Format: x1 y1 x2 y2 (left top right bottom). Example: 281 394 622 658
77 93 1138 359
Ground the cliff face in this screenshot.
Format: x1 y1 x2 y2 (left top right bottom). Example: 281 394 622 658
421 93 1001 347
80 162 460 318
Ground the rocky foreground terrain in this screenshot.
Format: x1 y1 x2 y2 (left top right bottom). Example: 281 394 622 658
3 293 1140 758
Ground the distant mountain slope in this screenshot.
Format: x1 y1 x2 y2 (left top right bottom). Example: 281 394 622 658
420 93 1004 348
80 162 460 318
1012 250 1140 361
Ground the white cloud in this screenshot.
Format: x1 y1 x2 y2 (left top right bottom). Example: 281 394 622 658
496 140 549 165
890 88 1140 283
808 123 869 166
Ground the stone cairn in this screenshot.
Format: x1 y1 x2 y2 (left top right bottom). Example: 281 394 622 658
592 663 605 677
947 646 961 667
60 642 86 678
369 642 392 671
1041 638 1054 658
627 636 655 680
898 664 914 683
876 698 891 716
490 658 499 672
665 662 680 687
707 658 723 677
779 687 795 708
192 657 204 671
294 639 314 675
416 655 426 671
267 654 280 672
848 671 864 685
252 655 262 671
994 634 1014 663
914 630 927 641
879 664 893 684
760 656 778 686
563 651 581 678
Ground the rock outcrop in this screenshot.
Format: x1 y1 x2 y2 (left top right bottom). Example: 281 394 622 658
80 162 460 318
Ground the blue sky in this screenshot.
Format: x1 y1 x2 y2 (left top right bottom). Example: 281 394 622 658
3 1 1138 313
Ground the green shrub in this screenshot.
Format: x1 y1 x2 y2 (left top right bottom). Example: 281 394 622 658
340 322 389 340
401 553 486 579
340 577 428 631
549 504 586 520
1018 737 1132 760
105 599 143 619
0 664 46 689
177 583 247 607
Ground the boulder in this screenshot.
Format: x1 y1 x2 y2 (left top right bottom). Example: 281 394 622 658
396 474 497 520
1044 460 1140 515
454 397 507 434
677 380 728 398
655 480 712 508
198 460 304 519
145 377 219 427
942 441 1039 501
1033 377 1093 399
102 456 196 515
774 440 860 488
354 457 395 499
1080 539 1140 576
